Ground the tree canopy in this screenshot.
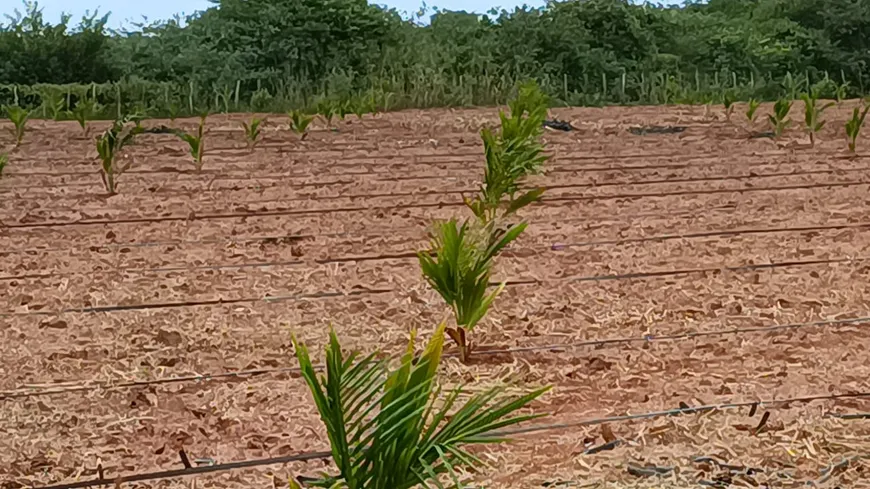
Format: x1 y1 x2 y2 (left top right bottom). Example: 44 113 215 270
1 0 868 112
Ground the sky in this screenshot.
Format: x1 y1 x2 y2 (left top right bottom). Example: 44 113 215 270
0 0 554 28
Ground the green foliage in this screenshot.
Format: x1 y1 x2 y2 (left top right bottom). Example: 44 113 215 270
2 0 870 113
95 115 145 194
293 324 549 489
746 98 761 123
70 99 101 135
768 98 793 137
800 92 834 146
845 105 870 153
171 114 207 171
240 116 264 150
0 152 7 178
288 110 314 139
3 104 30 147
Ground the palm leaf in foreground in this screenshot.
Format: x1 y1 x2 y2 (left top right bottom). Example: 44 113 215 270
293 324 549 489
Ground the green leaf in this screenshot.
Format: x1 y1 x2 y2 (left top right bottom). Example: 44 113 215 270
505 187 545 216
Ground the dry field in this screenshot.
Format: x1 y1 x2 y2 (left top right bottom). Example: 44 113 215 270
2 103 870 488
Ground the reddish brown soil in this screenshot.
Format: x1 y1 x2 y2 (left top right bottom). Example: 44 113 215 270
2 103 870 488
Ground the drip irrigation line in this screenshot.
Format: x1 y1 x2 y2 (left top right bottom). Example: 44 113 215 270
491 390 870 437
2 255 862 317
7 165 867 218
2 147 786 179
5 154 864 198
27 389 870 489
7 146 863 184
4 219 867 282
5 178 868 230
4 315 868 400
2 204 741 256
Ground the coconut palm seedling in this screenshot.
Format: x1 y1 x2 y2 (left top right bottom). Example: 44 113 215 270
845 104 870 154
420 81 550 362
40 90 66 121
337 100 351 122
240 116 264 150
467 80 550 223
801 92 835 146
293 324 549 489
768 98 793 137
170 114 207 171
746 98 761 123
317 100 336 129
419 219 527 363
723 91 735 121
3 105 31 147
288 110 314 140
96 115 147 195
70 99 101 136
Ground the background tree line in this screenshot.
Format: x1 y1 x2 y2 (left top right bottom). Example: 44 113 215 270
1 0 868 116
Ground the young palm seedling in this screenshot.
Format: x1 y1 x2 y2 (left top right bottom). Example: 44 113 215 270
171 114 207 171
317 100 336 130
723 91 735 122
768 98 793 138
96 115 146 195
71 99 101 136
352 98 368 121
845 104 870 154
746 98 761 123
293 324 549 489
419 81 550 362
3 105 31 147
801 92 835 146
418 219 527 362
336 100 351 122
288 110 314 140
240 116 264 150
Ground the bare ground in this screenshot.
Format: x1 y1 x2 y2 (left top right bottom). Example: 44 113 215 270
2 102 870 488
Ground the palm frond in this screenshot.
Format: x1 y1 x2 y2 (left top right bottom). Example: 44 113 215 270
293 325 548 489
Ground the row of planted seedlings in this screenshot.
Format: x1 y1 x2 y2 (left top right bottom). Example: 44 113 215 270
286 82 554 487
0 107 321 190
721 90 870 150
0 95 380 183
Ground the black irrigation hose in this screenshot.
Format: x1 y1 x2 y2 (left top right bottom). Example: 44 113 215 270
5 219 869 282
5 152 864 197
2 203 742 256
6 179 869 230
6 165 867 218
1 147 787 179
1 254 862 318
4 315 868 400
27 389 870 489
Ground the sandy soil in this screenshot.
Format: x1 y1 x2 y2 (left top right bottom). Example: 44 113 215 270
2 102 870 488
